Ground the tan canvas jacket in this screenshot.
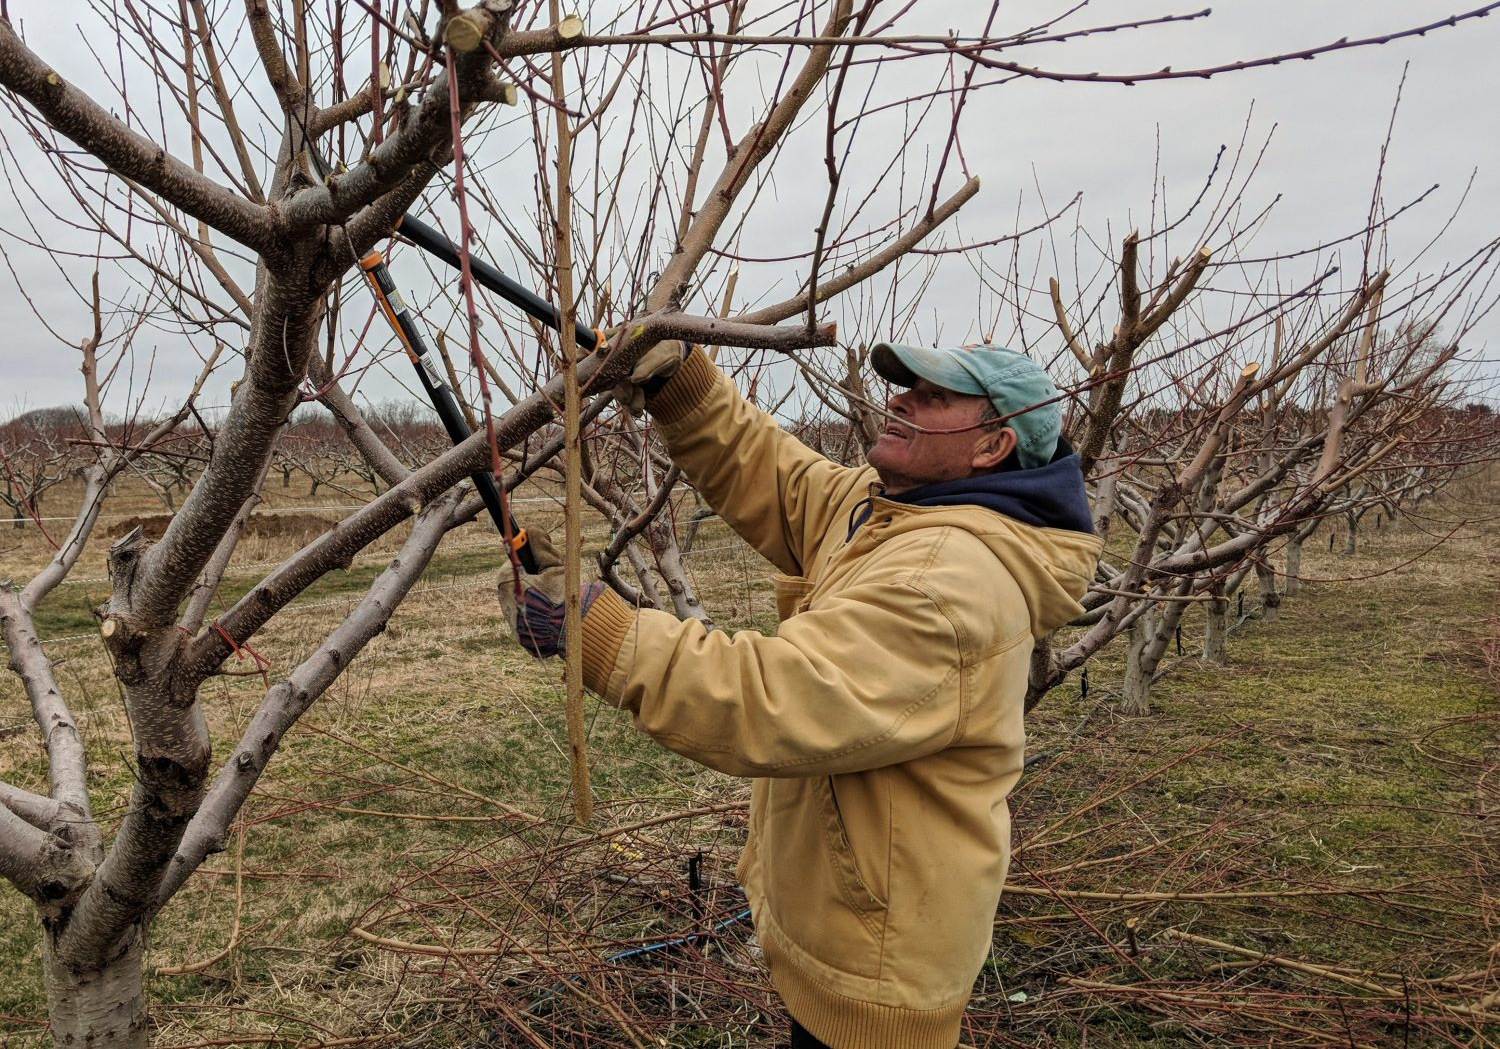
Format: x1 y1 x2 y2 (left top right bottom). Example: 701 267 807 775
580 347 1103 1049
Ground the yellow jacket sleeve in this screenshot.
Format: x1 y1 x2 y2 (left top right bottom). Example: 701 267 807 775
646 346 872 576
579 574 975 778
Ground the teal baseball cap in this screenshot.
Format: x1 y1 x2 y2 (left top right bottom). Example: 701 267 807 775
870 342 1062 469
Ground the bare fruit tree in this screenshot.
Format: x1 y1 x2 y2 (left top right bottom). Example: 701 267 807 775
1025 221 1497 715
2 2 1499 1046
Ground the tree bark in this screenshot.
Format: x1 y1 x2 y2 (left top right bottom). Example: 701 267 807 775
649 522 710 626
1121 586 1194 714
1255 560 1281 623
624 540 663 608
1024 633 1058 713
1203 584 1229 662
43 929 147 1049
1284 526 1310 596
1119 612 1156 716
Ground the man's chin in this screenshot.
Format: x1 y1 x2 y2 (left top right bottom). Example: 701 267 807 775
866 445 913 492
866 440 897 473
869 432 908 457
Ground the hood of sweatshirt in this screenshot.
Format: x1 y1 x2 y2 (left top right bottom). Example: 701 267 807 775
890 439 1094 534
857 441 1101 637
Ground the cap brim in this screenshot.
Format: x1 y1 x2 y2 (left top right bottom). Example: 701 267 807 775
870 343 986 396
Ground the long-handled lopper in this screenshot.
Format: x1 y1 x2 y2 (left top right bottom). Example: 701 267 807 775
357 249 540 573
312 153 608 573
389 213 601 355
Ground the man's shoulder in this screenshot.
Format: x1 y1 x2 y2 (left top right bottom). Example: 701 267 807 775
850 516 1020 593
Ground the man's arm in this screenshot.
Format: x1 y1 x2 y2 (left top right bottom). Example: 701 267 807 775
578 568 1007 778
645 346 872 577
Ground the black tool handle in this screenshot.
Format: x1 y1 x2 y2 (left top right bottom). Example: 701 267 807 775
360 253 539 573
395 214 600 353
308 149 597 353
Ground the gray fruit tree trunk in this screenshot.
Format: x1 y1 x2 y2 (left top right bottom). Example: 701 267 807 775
1202 582 1230 663
1119 582 1194 715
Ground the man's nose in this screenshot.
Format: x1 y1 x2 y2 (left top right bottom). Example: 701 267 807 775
888 389 913 415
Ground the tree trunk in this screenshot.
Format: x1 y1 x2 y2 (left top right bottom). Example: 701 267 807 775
624 540 663 608
1091 473 1118 545
1024 632 1057 713
682 507 715 553
1343 510 1357 555
650 523 712 627
1256 561 1281 624
1284 536 1304 596
43 929 147 1049
1119 613 1156 715
1203 584 1229 663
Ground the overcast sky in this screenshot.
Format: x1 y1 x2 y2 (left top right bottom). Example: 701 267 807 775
1 0 1496 418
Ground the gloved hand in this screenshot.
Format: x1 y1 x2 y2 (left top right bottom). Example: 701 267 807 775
513 576 606 658
613 339 688 415
497 525 573 655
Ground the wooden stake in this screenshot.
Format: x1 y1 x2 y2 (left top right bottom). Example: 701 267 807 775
550 0 591 825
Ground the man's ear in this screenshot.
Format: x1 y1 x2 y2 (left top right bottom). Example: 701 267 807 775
972 426 1016 472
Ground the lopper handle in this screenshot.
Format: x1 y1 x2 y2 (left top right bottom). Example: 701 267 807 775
358 252 539 574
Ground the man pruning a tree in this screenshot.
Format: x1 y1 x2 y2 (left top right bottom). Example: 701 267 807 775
512 340 1103 1049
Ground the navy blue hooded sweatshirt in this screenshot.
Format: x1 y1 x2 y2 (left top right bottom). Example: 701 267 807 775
848 439 1095 538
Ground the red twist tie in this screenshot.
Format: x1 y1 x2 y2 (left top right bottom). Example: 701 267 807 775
212 621 272 689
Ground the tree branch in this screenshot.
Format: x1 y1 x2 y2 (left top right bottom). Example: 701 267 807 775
0 780 62 831
647 0 855 313
736 176 979 326
0 587 92 824
0 19 278 254
0 804 94 913
244 0 305 112
280 3 517 233
155 491 462 906
308 354 413 488
185 311 835 675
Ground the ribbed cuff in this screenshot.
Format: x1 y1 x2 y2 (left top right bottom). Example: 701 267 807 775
579 586 634 697
645 345 719 425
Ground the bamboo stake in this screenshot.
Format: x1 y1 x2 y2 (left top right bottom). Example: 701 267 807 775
550 3 592 825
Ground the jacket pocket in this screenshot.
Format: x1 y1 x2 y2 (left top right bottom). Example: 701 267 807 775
771 572 816 623
822 776 888 916
759 777 886 980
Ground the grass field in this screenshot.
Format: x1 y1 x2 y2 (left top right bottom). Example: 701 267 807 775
1 470 1495 1047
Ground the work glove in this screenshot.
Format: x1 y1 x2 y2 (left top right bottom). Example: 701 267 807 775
612 339 689 415
497 525 604 658
512 575 606 658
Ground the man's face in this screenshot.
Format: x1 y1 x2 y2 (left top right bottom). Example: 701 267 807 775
866 378 1005 494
